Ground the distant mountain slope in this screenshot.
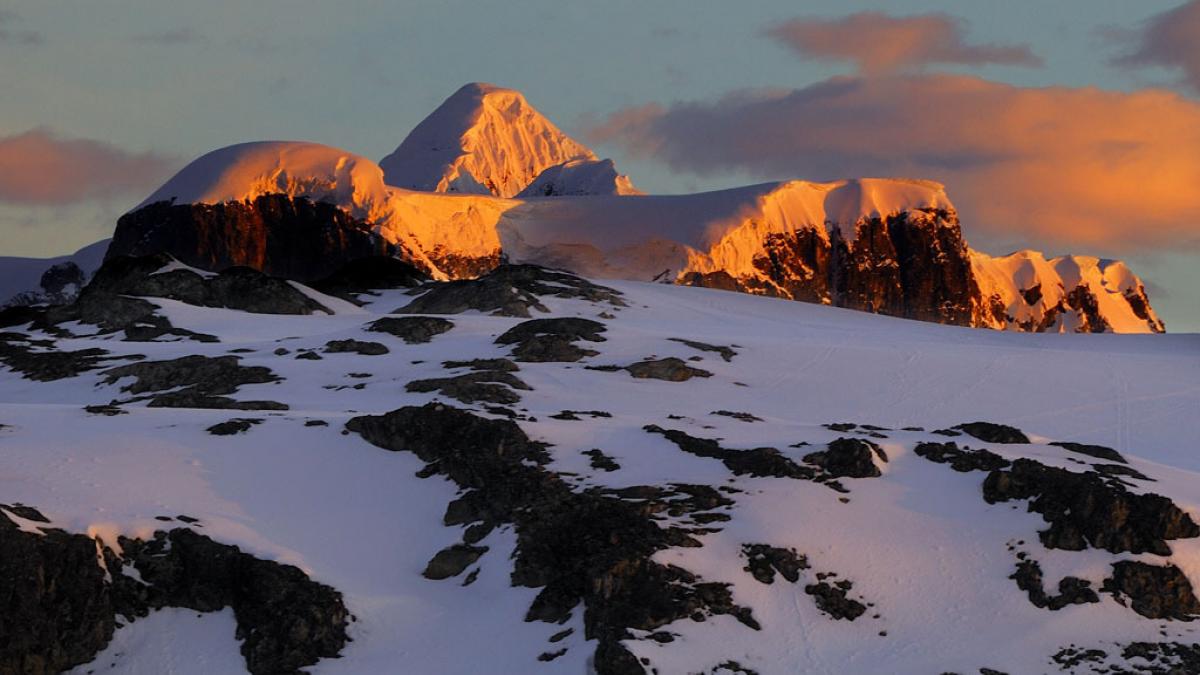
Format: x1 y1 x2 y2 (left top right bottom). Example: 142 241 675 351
378 83 609 198
0 239 109 308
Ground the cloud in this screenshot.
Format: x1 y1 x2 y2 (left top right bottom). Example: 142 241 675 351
0 129 176 206
129 27 205 46
765 12 1041 74
1111 1 1200 93
0 10 43 45
586 75 1200 252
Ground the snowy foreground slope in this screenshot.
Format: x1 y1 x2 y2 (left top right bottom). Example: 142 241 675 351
0 260 1197 674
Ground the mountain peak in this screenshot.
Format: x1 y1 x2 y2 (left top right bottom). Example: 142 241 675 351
379 83 599 198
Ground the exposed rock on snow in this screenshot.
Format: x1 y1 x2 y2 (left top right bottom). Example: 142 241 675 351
347 403 760 675
668 338 738 362
982 459 1199 555
206 417 263 435
624 357 712 382
495 317 607 363
1009 559 1099 611
324 339 389 356
742 545 808 585
953 421 1031 444
802 438 887 478
397 264 625 318
87 254 331 316
1049 441 1127 464
804 576 868 621
1102 561 1200 620
0 332 131 382
0 506 348 675
405 370 532 405
100 355 287 410
645 425 817 481
367 316 455 344
913 441 1010 473
379 83 598 198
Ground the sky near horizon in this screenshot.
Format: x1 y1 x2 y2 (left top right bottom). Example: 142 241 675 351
1 0 1198 330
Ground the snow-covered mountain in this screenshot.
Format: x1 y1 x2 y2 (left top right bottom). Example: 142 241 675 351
1 256 1197 674
107 134 1163 333
517 158 642 197
0 239 109 309
971 250 1164 333
378 83 630 198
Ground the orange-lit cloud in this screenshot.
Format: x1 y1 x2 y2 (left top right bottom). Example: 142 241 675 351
1111 1 1200 93
765 12 1041 75
587 74 1200 252
0 129 176 206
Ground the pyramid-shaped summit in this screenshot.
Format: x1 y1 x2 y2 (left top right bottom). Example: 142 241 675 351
380 82 631 198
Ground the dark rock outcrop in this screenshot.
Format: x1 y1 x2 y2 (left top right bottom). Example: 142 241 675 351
1102 561 1200 620
207 418 263 435
100 355 287 410
645 425 816 481
324 339 389 356
109 195 394 282
0 332 132 382
953 422 1030 444
983 459 1199 555
0 505 114 674
1049 441 1127 464
495 317 607 363
625 357 712 382
1010 559 1099 610
803 438 887 478
804 578 867 621
914 441 1010 472
667 338 737 362
0 506 348 675
81 254 330 315
405 370 532 405
742 545 808 584
396 264 624 317
311 255 428 301
367 316 455 344
346 403 758 675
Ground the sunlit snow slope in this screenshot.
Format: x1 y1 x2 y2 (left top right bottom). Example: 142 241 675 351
378 82 605 198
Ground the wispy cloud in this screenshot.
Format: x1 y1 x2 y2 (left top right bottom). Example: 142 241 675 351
1110 0 1200 93
765 11 1041 75
587 75 1200 252
129 27 205 46
0 129 177 206
0 9 44 46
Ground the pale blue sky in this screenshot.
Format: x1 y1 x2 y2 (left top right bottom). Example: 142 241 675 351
1 0 1196 329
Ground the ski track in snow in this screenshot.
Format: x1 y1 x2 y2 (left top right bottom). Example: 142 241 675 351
1 278 1198 674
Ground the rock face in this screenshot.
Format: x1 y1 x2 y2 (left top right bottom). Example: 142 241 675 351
691 207 982 326
109 195 394 282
